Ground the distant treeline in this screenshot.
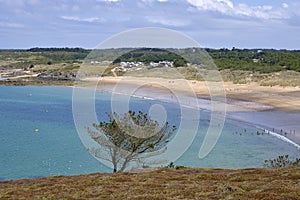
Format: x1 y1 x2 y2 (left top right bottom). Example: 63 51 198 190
207 48 300 73
112 48 188 67
1 47 300 73
27 47 90 53
100 47 300 73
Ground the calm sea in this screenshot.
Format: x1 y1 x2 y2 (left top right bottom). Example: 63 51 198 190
0 86 299 180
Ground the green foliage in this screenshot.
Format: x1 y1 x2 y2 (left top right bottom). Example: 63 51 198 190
112 48 188 67
108 48 300 72
86 110 176 172
165 162 186 170
166 162 175 168
264 155 300 168
27 47 88 53
1 47 300 73
0 48 89 67
207 48 300 73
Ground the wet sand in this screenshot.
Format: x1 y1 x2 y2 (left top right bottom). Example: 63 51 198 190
81 76 300 144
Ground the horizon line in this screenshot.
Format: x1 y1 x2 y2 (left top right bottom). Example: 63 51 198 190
1 47 300 51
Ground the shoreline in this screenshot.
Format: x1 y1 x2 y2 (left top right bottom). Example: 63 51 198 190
265 129 300 150
0 82 298 183
84 76 300 112
225 112 300 148
104 89 300 147
80 76 300 146
1 76 300 146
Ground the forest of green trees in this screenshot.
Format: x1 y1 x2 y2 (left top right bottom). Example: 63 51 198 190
112 48 188 67
207 48 300 73
1 47 299 73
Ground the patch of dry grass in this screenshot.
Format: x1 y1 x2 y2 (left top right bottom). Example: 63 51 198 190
1 167 299 199
220 70 300 87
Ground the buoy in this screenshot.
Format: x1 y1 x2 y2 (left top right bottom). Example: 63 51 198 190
34 129 39 133
29 93 32 97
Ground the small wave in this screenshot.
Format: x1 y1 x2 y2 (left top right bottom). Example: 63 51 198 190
264 129 300 150
142 96 155 100
131 95 155 101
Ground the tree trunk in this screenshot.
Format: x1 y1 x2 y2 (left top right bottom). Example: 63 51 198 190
112 148 118 173
120 154 133 172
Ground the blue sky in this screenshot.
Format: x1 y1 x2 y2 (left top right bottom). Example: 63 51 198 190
0 0 299 49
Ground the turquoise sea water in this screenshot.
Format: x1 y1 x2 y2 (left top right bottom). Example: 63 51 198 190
0 86 299 180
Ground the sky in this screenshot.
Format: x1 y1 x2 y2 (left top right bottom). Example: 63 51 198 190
0 0 300 49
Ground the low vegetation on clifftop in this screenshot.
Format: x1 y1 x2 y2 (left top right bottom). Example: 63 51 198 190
0 167 299 199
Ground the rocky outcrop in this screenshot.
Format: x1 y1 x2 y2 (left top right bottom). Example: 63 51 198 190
37 70 77 81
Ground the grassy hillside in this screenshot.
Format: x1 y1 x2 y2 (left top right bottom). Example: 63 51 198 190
0 167 299 199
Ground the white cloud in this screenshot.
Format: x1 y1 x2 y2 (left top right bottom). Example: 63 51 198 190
61 16 106 23
187 0 289 20
96 0 120 2
187 0 233 14
0 21 24 28
282 3 289 8
146 16 189 27
140 0 168 4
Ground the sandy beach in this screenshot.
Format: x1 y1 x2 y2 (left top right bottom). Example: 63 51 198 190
81 76 300 145
86 76 300 111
